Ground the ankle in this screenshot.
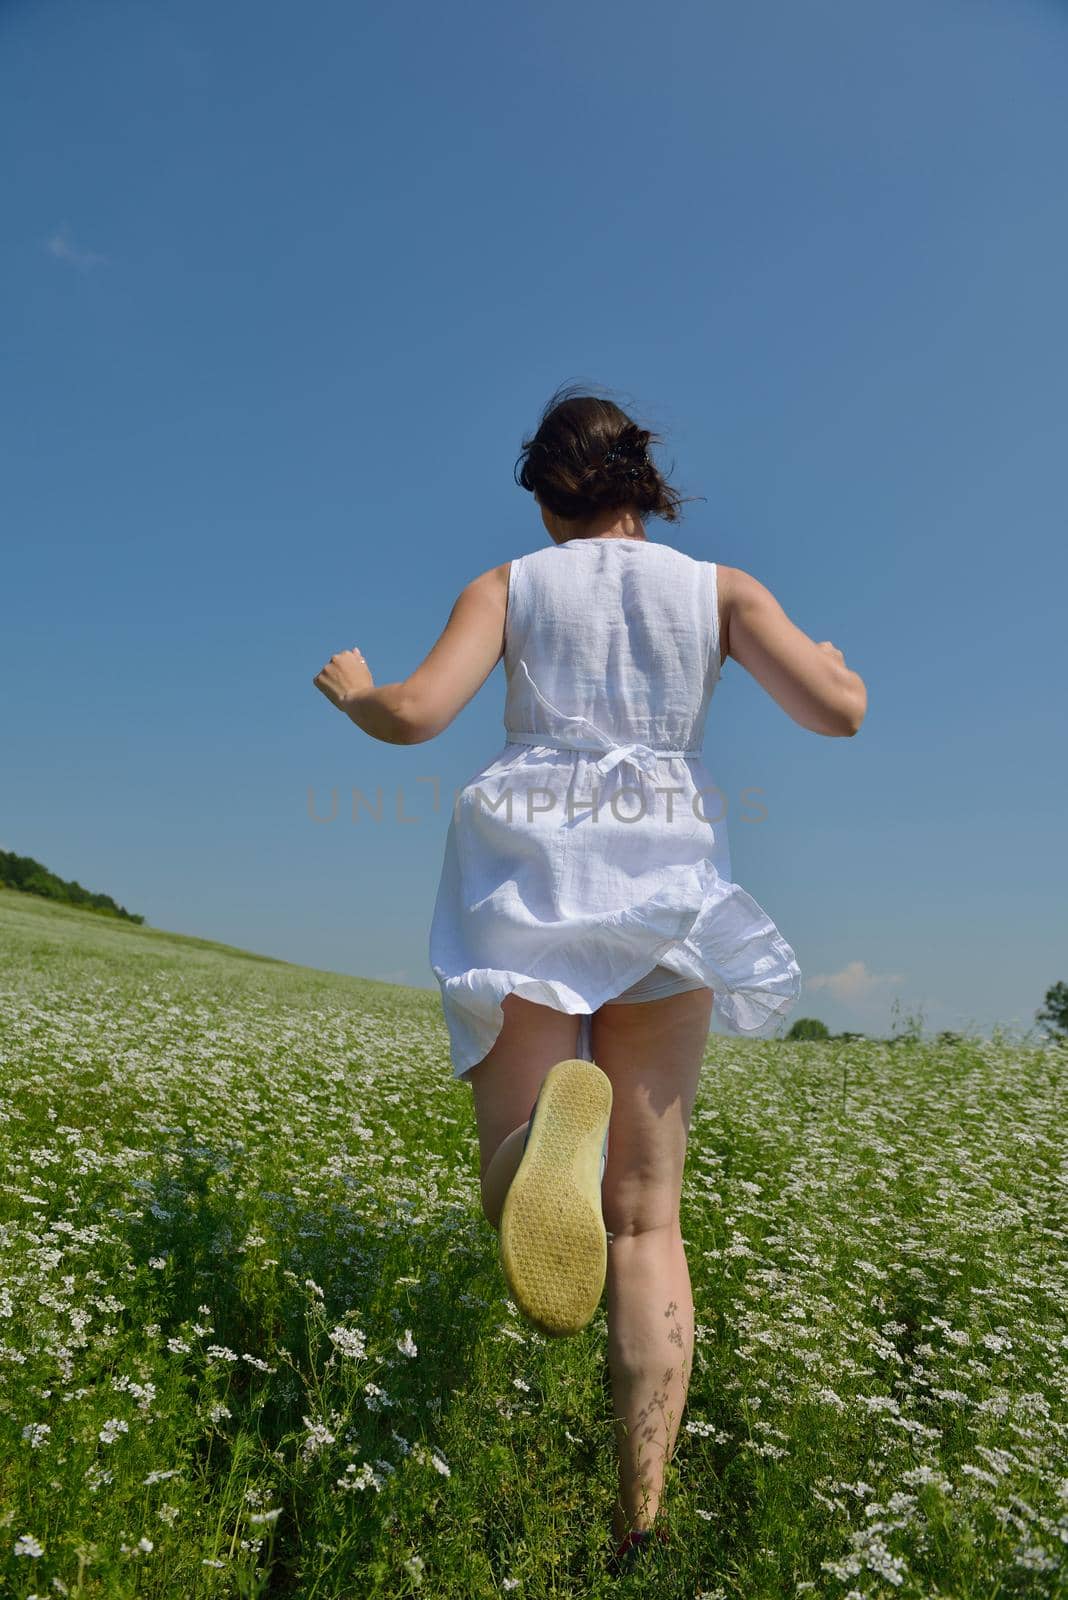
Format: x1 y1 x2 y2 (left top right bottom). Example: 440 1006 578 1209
613 1523 669 1547
611 1508 660 1543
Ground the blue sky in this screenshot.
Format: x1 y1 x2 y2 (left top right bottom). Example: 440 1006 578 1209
2 0 1065 1041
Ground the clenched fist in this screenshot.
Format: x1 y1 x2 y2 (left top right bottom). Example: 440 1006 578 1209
313 647 375 715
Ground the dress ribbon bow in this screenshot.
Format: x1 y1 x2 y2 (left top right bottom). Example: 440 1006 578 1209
516 660 678 783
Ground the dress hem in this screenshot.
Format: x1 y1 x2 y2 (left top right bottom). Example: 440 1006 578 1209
434 855 803 1080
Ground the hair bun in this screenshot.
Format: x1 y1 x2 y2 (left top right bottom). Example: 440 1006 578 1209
615 422 650 457
514 383 701 525
602 423 651 478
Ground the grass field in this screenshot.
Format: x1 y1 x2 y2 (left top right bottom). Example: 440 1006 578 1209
0 891 1065 1599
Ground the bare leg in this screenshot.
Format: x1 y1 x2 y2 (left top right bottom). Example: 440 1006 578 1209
464 985 712 1544
480 1120 530 1232
463 993 581 1230
606 1221 695 1541
591 986 713 1545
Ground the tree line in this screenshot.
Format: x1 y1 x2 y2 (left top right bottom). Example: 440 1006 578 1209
785 980 1068 1045
0 850 144 924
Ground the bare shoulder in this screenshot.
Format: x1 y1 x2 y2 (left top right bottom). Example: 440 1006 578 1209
713 563 776 659
444 562 510 619
463 561 511 597
714 563 762 606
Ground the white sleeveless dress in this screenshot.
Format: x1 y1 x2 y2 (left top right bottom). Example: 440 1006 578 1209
429 535 803 1080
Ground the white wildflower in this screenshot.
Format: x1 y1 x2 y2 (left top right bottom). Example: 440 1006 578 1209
329 1325 368 1359
300 1417 336 1459
337 1462 383 1492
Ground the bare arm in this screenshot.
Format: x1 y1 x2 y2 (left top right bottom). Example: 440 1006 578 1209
721 566 867 736
344 563 509 745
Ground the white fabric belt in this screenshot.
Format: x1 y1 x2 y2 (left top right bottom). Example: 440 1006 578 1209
506 659 701 782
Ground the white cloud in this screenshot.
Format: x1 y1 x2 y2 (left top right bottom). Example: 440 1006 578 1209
46 226 108 269
807 960 903 1005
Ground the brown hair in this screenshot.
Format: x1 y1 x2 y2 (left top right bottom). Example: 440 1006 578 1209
514 382 699 525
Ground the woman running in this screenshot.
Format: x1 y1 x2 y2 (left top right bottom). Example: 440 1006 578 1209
313 382 867 1574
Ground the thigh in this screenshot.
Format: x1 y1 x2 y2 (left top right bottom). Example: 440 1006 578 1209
464 993 581 1182
591 986 714 1237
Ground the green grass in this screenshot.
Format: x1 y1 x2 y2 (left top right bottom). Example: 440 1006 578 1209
0 893 1065 1599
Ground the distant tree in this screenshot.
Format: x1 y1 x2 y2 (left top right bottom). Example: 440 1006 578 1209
935 1030 962 1046
786 1017 830 1040
1035 982 1068 1042
833 1030 866 1041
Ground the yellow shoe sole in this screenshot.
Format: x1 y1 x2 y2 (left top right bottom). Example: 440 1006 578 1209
499 1057 613 1338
